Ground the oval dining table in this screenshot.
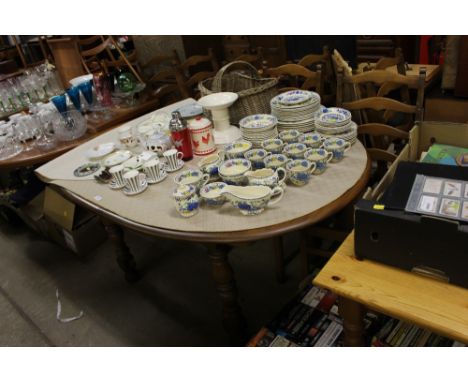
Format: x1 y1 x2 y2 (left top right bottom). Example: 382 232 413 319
35 99 371 344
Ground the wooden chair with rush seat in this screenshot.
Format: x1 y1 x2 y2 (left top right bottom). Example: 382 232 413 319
139 49 182 104
263 63 324 96
173 48 219 99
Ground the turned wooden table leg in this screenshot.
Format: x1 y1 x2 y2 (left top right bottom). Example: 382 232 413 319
272 236 286 284
338 297 366 346
207 244 248 345
102 219 141 283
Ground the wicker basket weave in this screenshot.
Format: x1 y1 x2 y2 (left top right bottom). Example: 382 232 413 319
198 61 278 125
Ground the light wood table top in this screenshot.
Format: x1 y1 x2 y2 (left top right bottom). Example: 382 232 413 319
314 232 468 344
386 64 441 84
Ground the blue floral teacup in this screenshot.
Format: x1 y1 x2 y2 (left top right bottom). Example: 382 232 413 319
304 148 334 174
285 159 316 186
322 137 351 163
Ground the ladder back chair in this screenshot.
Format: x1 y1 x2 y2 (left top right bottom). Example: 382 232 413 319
139 50 182 102
264 63 323 96
174 48 219 99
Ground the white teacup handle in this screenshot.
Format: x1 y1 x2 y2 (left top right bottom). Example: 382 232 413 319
200 173 210 187
309 162 317 174
217 150 226 162
275 167 287 184
176 151 184 160
326 151 334 163
344 142 352 152
267 186 284 206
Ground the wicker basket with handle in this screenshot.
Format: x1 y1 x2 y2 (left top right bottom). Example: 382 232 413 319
198 61 278 125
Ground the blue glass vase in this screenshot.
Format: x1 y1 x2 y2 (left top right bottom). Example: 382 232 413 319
66 86 82 112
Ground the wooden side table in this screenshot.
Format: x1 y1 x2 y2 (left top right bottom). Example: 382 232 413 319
314 232 468 346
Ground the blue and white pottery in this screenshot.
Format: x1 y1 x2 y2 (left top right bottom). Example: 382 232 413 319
173 185 200 217
264 153 290 171
221 185 284 216
261 138 284 154
174 169 209 191
200 182 228 207
304 148 334 174
279 129 302 144
239 114 277 130
320 107 351 121
282 142 308 159
218 158 252 185
244 148 269 169
224 140 252 159
298 132 324 148
285 159 317 186
198 151 225 180
244 167 287 189
323 137 351 163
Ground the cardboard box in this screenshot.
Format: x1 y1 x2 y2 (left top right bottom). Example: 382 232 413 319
42 186 107 257
357 121 468 288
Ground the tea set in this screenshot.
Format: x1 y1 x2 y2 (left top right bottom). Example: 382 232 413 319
87 103 355 215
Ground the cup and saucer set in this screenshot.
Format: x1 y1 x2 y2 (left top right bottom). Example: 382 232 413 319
108 165 148 196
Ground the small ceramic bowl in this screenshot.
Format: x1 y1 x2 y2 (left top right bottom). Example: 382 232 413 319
261 138 284 154
198 151 225 180
174 169 209 191
224 140 253 159
264 153 290 171
304 148 334 174
244 148 269 169
279 129 302 144
218 158 252 185
285 159 317 186
298 132 324 148
322 137 351 163
282 142 308 159
200 182 228 207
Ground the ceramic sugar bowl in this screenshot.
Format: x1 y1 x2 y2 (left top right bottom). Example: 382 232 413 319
221 185 284 216
173 184 200 217
245 167 287 189
285 159 317 186
218 158 252 185
304 148 333 174
197 150 225 180
322 137 351 163
200 181 228 207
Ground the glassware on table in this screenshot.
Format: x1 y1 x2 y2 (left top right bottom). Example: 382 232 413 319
50 94 68 115
93 73 114 119
52 109 87 141
0 122 23 160
78 80 94 106
66 86 82 112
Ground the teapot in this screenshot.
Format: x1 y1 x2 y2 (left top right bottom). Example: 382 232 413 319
143 132 173 156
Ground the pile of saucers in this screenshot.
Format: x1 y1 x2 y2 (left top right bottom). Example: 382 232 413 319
315 107 358 145
239 114 279 147
271 90 322 133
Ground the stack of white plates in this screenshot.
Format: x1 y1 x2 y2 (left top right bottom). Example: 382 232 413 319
271 90 322 133
239 114 278 147
316 107 358 145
